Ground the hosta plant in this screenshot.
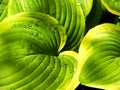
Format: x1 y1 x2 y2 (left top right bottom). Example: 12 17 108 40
1 0 120 90
76 0 93 17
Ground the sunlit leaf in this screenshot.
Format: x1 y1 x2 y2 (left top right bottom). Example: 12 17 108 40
0 0 9 21
76 0 93 17
0 12 80 90
101 0 120 16
8 0 85 51
79 23 120 89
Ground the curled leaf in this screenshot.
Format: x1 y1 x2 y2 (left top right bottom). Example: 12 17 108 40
0 12 80 90
79 23 120 89
101 0 120 16
77 0 93 17
0 0 9 21
8 0 85 51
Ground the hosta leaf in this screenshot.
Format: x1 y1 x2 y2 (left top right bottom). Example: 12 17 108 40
77 0 93 17
0 12 66 54
101 0 120 16
8 0 85 51
0 12 80 90
79 23 120 89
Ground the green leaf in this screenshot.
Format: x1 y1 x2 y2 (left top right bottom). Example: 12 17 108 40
79 23 120 89
8 0 85 51
77 0 93 17
0 0 9 21
0 12 80 90
101 0 120 16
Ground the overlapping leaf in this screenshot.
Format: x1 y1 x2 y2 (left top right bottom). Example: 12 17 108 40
79 23 120 89
0 0 9 21
101 0 120 16
76 0 93 17
7 0 85 51
0 12 80 90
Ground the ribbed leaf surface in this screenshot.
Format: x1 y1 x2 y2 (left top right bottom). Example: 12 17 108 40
8 0 85 51
101 0 120 16
79 23 120 89
0 0 9 21
0 12 79 90
77 0 93 17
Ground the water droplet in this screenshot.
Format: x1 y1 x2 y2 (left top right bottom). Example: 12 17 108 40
35 23 39 27
35 32 39 36
28 24 32 27
70 70 73 74
56 79 60 83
